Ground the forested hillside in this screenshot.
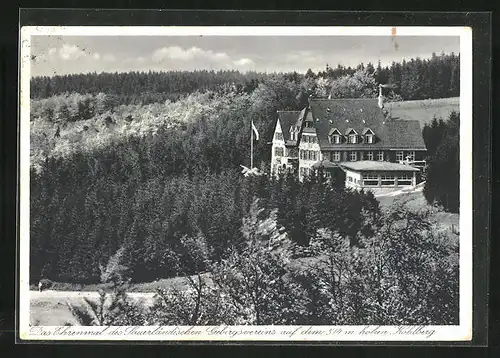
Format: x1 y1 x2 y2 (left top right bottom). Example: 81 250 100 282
29 53 460 292
30 75 309 283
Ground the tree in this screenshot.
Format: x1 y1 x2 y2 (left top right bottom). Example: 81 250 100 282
424 111 460 213
305 68 316 79
209 199 305 325
329 69 378 99
314 77 331 98
422 116 447 158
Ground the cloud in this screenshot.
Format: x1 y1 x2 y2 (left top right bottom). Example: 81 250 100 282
93 53 100 60
234 58 254 66
58 44 85 60
152 46 231 64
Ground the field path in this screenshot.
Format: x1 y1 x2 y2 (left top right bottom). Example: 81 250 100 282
29 290 157 326
30 290 156 301
374 182 425 198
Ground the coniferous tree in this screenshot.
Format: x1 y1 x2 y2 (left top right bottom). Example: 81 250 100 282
424 111 460 213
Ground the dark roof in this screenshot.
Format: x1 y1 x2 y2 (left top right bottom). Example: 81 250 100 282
277 111 301 141
340 161 420 172
383 120 427 149
309 98 426 150
298 107 307 122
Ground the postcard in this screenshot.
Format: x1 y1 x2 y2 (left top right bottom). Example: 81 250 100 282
18 24 473 342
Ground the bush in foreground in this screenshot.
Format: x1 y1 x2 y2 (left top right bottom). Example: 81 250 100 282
68 199 458 326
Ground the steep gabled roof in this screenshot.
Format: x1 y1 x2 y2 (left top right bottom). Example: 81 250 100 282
309 98 426 150
298 107 307 122
277 110 301 146
328 128 341 136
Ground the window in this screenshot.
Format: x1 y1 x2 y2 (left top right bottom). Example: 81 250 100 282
348 176 353 182
365 134 374 143
349 134 358 144
377 151 384 161
329 134 341 144
380 174 396 186
349 152 357 161
366 151 374 160
398 173 413 185
364 172 378 180
396 151 404 162
406 151 415 161
302 150 317 161
275 147 284 156
332 151 341 161
275 132 284 141
363 172 379 186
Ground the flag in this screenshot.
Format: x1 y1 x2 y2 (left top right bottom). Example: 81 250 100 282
251 120 259 140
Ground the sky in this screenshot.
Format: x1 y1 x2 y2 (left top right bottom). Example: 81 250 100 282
29 35 460 77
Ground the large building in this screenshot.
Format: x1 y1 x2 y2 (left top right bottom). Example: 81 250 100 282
270 92 427 189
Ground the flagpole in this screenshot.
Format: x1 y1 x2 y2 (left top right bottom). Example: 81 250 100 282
250 121 254 169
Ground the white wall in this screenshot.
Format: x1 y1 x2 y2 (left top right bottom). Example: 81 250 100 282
298 132 322 181
345 170 417 190
271 119 286 176
345 169 362 189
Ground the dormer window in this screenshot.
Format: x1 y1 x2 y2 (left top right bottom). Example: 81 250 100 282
345 128 359 144
328 128 342 144
362 128 375 144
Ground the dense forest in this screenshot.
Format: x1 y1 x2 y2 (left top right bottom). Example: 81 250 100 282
29 53 460 325
30 52 460 102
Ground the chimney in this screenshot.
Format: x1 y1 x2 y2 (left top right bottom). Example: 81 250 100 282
378 84 384 109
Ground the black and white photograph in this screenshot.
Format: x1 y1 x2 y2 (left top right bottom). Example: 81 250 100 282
18 25 473 341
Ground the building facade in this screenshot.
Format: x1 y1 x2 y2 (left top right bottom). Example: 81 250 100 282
271 94 427 183
342 161 419 193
